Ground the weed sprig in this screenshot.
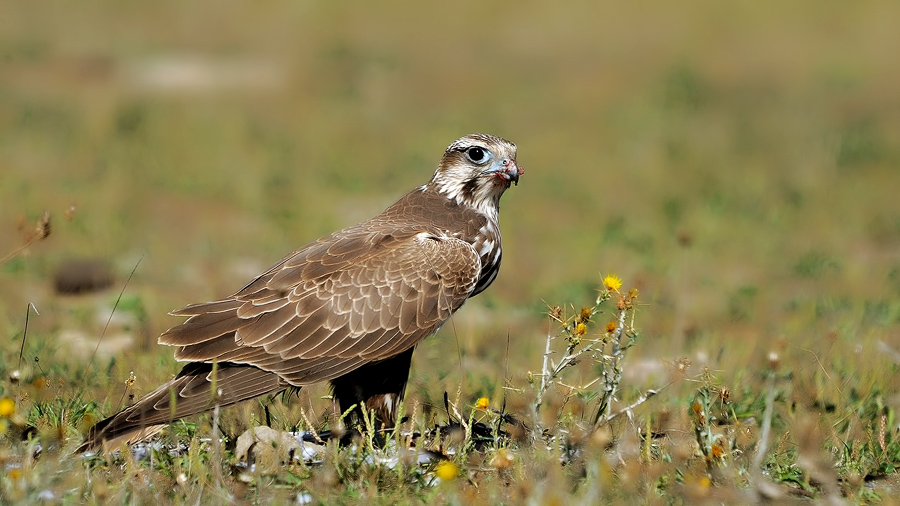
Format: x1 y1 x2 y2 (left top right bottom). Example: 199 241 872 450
533 275 645 435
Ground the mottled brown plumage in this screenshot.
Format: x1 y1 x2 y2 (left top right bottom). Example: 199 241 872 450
79 133 521 451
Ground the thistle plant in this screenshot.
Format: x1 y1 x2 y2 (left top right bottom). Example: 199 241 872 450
532 274 645 434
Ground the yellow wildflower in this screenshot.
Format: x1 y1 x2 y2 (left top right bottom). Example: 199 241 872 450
476 397 490 410
0 397 14 417
491 448 514 470
578 307 592 323
574 322 587 336
603 275 622 293
435 460 459 481
711 442 726 459
606 321 617 333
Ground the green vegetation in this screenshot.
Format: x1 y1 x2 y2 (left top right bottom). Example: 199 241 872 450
2 1 900 503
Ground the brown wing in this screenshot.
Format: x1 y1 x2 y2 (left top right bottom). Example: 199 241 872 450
158 228 480 386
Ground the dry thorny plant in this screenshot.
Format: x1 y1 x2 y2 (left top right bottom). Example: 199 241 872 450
529 275 657 434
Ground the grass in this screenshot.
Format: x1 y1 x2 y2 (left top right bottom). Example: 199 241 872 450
2 0 900 503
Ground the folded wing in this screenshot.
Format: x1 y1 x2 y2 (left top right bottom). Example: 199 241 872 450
159 228 481 386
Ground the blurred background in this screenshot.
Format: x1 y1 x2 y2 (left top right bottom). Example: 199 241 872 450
2 1 899 410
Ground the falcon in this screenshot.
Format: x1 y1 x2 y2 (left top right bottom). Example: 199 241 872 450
78 133 522 451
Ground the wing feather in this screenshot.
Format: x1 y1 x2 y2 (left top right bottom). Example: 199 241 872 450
163 229 480 386
159 310 251 346
235 308 298 346
235 297 292 318
169 299 242 316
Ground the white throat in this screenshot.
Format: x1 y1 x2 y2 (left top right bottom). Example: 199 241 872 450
432 177 502 222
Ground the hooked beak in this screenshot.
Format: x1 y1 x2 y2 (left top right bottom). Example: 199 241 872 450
481 159 523 186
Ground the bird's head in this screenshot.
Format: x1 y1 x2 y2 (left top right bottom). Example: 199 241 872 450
429 134 523 216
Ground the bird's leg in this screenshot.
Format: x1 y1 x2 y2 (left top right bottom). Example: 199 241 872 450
329 348 414 446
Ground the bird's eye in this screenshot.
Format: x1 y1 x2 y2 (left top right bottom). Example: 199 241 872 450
465 146 489 164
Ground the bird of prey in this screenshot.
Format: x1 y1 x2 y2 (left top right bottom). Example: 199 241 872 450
78 133 522 451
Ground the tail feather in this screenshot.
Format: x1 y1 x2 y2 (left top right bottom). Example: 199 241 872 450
78 362 287 452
